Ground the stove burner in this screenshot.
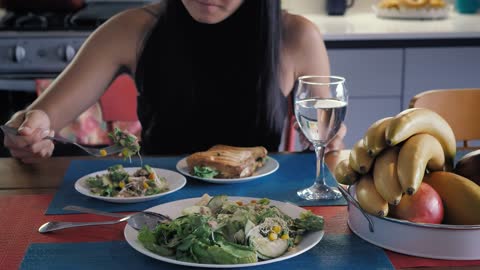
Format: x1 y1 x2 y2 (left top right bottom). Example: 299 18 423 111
0 12 77 30
9 12 74 30
0 1 153 31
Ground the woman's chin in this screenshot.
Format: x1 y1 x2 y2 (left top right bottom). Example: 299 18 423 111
190 13 229 24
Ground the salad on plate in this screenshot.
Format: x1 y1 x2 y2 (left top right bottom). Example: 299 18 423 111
137 194 324 264
86 164 169 197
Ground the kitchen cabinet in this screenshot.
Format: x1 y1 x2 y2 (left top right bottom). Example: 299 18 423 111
403 47 480 108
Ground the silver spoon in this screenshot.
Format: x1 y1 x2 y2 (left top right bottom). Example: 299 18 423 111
38 209 171 233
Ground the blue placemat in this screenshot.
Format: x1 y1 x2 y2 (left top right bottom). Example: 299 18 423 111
46 153 347 214
20 234 394 270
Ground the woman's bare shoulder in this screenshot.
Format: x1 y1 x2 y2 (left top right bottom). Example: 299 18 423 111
281 12 329 78
282 12 324 52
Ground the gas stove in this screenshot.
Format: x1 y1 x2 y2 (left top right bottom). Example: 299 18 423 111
0 1 151 78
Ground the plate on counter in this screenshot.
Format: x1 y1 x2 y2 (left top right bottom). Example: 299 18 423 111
175 156 279 184
372 4 452 20
124 196 324 268
74 167 186 203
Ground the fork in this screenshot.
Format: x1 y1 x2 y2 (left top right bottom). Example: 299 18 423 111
63 205 171 222
1 125 124 157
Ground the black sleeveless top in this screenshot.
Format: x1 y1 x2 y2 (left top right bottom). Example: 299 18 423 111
135 1 287 155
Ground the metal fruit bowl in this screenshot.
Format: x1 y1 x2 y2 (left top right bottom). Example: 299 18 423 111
343 185 480 260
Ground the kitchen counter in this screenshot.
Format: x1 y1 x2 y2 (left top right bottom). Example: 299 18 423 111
306 12 480 41
300 11 480 45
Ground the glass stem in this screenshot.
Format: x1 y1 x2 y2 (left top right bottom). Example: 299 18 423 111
314 145 327 186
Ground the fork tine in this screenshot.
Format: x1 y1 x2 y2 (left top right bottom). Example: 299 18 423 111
144 211 172 221
101 145 124 155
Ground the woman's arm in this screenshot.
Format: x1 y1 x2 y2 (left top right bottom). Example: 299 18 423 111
3 6 158 162
27 7 156 131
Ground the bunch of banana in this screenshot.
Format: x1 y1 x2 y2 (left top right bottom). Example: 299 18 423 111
332 107 457 218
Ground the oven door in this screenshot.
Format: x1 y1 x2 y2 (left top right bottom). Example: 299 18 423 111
0 78 36 92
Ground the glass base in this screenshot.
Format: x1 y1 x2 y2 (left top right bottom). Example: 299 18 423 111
297 183 342 201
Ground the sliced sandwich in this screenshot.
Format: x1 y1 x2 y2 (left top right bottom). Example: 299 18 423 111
186 144 268 179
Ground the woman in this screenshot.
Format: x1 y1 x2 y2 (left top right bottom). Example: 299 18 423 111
3 0 346 163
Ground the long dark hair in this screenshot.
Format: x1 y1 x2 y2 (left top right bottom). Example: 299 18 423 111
136 0 286 153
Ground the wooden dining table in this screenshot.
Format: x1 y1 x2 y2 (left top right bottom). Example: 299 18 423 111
0 150 478 270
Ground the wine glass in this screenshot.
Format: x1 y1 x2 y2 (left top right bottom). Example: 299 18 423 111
294 75 348 200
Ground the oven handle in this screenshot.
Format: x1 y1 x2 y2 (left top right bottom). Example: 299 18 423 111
0 79 37 92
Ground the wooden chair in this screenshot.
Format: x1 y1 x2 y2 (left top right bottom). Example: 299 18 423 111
409 88 480 150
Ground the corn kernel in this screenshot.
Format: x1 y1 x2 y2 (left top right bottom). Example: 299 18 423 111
119 181 125 188
99 149 107 156
272 225 281 234
268 232 278 241
143 181 149 189
281 234 289 240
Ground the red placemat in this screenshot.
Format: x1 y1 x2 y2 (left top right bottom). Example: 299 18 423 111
1 194 480 269
0 194 124 270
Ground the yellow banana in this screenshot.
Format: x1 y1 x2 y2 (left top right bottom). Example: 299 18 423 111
397 133 445 195
363 116 393 157
356 174 389 217
334 159 359 185
424 171 480 225
385 108 456 169
373 146 403 205
349 139 374 174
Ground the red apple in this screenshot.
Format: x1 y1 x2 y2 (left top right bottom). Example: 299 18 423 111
390 182 444 224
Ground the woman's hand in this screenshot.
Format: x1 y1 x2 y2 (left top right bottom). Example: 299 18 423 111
3 110 55 163
295 122 347 153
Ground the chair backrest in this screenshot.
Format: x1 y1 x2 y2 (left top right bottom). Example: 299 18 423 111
409 88 480 150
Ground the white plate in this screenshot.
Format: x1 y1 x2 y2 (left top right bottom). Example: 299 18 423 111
347 185 480 260
74 167 186 203
124 196 325 268
175 156 279 184
372 4 451 20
